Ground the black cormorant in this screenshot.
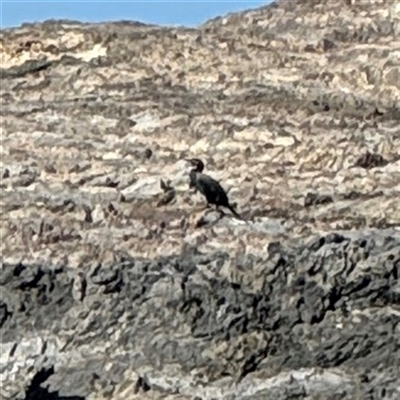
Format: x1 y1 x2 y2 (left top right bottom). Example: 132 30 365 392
185 158 242 220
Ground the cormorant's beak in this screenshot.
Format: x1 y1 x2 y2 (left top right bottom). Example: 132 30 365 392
184 158 194 164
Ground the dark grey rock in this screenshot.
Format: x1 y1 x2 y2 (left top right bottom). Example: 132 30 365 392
1 230 400 399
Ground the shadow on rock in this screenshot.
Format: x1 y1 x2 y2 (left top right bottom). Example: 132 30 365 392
25 367 85 400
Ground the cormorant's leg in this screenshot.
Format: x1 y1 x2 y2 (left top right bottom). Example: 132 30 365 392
216 206 227 218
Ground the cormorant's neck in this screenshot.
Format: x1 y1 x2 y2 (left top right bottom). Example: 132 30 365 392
196 163 204 173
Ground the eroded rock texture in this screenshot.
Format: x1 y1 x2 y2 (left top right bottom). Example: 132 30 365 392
1 0 400 399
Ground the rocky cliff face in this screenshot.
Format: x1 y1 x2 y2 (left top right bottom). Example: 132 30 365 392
1 0 400 399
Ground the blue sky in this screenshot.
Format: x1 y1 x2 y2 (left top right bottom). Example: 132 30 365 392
1 1 271 29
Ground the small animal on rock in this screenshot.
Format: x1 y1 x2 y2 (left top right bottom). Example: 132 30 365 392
185 158 243 220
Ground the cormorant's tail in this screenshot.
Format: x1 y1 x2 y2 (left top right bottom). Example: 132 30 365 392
227 204 244 220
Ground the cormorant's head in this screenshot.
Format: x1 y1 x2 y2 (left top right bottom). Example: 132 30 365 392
185 158 204 172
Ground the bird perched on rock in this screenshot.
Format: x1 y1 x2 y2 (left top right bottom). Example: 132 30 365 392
185 158 242 220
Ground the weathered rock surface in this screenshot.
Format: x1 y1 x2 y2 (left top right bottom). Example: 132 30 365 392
1 0 400 399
